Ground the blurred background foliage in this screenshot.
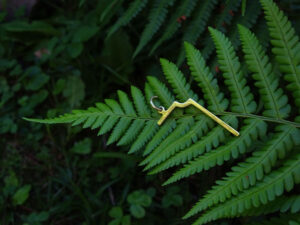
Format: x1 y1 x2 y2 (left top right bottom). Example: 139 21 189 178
0 0 299 225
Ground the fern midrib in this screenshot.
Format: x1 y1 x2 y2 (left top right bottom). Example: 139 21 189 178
57 112 156 122
167 111 300 128
221 43 248 113
197 126 294 210
268 2 300 88
246 37 281 118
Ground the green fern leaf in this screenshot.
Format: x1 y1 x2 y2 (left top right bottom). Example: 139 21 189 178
144 115 214 171
184 42 229 112
146 76 175 107
238 24 291 118
128 120 158 154
142 119 176 157
160 58 198 102
107 0 148 38
192 154 300 225
209 27 257 113
140 116 194 166
260 0 300 108
149 115 238 175
164 119 267 185
184 125 300 218
133 0 175 58
159 58 198 104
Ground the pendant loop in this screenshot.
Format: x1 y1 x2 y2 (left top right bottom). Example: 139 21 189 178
150 96 165 112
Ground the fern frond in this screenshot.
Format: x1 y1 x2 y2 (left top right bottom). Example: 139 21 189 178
133 0 175 58
149 115 238 175
143 115 214 171
128 120 158 154
192 154 300 225
160 58 199 102
140 116 194 166
107 0 148 38
150 0 198 55
142 119 176 157
146 76 175 107
164 119 267 185
177 0 217 65
25 86 155 147
238 25 291 118
184 125 300 218
243 195 300 216
184 42 229 112
209 27 257 114
260 0 300 108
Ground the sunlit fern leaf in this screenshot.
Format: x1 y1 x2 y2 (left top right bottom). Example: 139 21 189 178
142 120 176 156
131 86 151 117
128 120 158 154
192 154 300 225
184 42 229 112
160 58 199 102
140 116 195 166
150 115 238 175
164 119 267 185
133 0 175 58
149 0 198 55
176 0 217 65
106 0 148 38
239 24 291 119
209 27 257 113
260 0 300 108
144 115 214 171
106 99 131 145
184 125 300 219
146 76 175 108
25 86 154 147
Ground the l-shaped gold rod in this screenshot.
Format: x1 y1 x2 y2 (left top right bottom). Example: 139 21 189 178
152 97 239 136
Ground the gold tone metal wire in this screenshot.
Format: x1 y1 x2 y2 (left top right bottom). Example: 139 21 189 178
150 96 239 136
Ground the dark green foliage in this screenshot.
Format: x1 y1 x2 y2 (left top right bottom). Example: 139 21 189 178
27 1 300 224
2 0 300 225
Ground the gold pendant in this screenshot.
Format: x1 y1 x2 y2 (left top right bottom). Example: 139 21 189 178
150 96 239 136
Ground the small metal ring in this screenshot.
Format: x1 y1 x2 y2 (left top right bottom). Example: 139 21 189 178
150 96 165 112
